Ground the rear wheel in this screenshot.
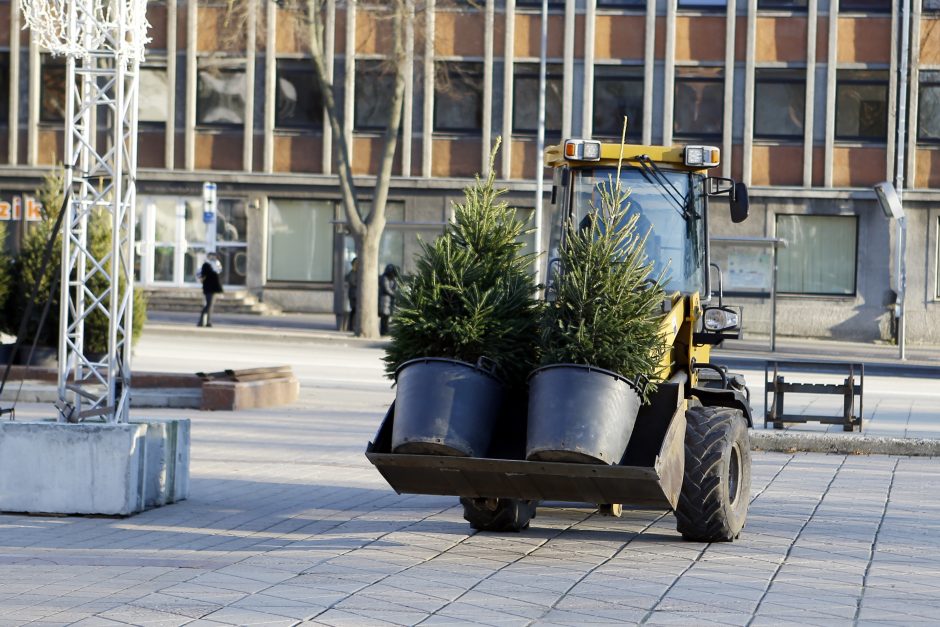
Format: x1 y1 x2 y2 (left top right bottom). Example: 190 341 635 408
676 406 751 542
460 497 537 532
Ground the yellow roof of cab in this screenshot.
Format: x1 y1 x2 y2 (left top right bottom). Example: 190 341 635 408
544 142 713 174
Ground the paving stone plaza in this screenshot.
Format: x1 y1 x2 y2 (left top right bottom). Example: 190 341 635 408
1 334 939 625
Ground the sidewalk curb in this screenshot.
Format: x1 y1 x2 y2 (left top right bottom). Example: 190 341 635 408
142 323 389 348
715 354 940 378
750 431 940 457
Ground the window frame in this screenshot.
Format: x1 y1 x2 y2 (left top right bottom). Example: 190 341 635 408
595 0 647 7
677 0 729 10
673 68 725 141
39 56 67 124
433 61 485 135
591 64 645 141
138 65 171 127
775 214 859 297
511 62 564 137
0 52 8 127
354 59 396 132
838 0 891 12
265 198 335 284
917 71 940 144
834 70 890 142
753 68 807 141
195 65 248 129
756 0 808 10
274 60 325 131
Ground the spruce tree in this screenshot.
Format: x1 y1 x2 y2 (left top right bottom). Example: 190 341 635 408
384 139 540 388
540 174 666 401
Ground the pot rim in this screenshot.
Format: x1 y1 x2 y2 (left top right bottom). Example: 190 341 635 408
395 356 504 385
527 362 640 393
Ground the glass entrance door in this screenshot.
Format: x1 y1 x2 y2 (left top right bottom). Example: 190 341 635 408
136 194 247 287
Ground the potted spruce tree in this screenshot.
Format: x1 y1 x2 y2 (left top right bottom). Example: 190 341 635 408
526 176 666 465
384 140 540 457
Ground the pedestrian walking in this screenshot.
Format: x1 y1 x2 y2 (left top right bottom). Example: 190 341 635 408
379 264 399 336
197 252 224 327
344 257 358 332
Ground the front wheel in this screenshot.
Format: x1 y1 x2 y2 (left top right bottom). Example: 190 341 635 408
676 406 751 542
460 497 537 532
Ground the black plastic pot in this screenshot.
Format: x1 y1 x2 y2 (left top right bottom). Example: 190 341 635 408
526 364 641 465
391 357 504 457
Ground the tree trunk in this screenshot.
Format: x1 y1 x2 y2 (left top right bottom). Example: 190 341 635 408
355 230 382 339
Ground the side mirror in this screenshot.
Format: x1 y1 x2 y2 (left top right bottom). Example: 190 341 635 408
730 183 749 223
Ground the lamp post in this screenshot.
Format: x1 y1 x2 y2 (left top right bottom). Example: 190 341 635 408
873 182 906 360
533 0 548 286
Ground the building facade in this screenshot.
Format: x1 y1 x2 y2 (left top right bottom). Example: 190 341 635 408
0 0 938 342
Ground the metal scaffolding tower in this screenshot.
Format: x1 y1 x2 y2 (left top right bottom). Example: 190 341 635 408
21 0 150 423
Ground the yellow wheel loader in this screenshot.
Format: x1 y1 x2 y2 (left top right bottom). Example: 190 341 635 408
367 139 753 543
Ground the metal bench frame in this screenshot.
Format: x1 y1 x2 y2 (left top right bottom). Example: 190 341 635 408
764 361 864 432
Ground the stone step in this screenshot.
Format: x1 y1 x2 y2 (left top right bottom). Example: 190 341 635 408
143 288 281 316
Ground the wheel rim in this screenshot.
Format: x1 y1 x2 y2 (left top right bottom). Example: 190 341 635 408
728 444 741 505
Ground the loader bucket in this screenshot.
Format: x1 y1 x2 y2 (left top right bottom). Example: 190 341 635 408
366 382 686 510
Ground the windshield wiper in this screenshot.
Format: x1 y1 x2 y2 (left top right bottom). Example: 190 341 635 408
636 155 697 222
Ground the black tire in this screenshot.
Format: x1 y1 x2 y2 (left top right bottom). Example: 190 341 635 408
460 497 537 532
676 406 751 542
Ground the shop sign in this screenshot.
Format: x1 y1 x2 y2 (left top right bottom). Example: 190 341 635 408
0 196 43 222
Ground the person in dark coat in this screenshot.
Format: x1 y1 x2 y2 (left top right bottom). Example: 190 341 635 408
344 257 358 332
378 264 399 336
197 252 224 327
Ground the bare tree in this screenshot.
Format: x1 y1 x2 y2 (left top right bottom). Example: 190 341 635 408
225 0 410 338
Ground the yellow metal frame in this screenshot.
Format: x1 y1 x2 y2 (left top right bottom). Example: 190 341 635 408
544 142 714 175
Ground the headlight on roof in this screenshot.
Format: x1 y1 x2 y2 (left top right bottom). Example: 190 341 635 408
564 139 601 161
685 145 720 168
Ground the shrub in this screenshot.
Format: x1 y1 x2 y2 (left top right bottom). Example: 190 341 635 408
10 167 148 353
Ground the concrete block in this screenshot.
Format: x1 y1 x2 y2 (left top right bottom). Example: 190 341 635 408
131 418 191 508
0 418 191 516
202 377 299 411
0 422 147 515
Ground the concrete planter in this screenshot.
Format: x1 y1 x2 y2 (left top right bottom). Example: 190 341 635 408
0 418 190 516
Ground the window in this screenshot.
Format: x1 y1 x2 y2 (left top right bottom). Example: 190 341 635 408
196 67 246 126
434 62 484 133
516 0 566 7
275 62 323 130
678 0 726 7
754 69 805 140
596 0 646 6
835 70 888 141
776 215 857 295
267 199 333 282
840 0 890 11
926 0 940 10
757 0 807 9
355 60 395 131
139 68 170 124
0 54 8 124
513 63 563 136
40 57 66 123
593 65 643 140
918 71 940 142
673 67 723 140
343 203 407 276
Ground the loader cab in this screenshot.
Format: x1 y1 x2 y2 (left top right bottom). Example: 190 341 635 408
545 139 749 343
